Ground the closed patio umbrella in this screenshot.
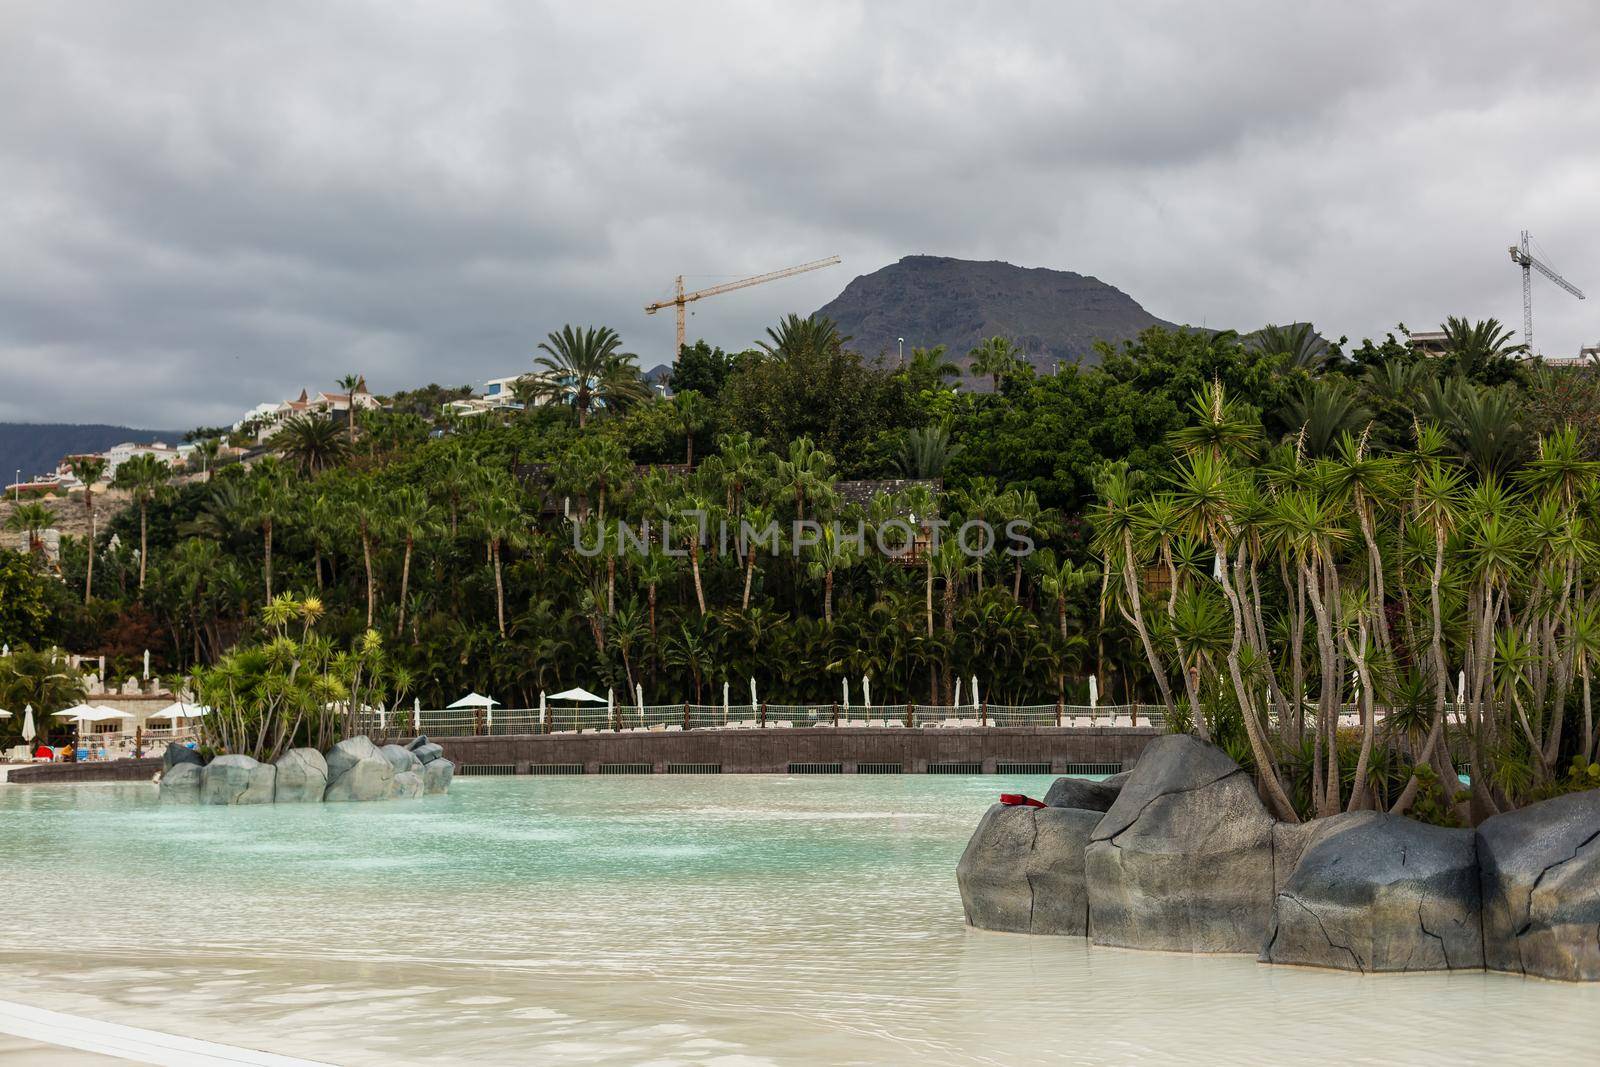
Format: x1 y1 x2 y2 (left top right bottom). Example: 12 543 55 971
22 705 35 743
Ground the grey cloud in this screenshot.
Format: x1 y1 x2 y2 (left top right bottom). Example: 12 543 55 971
2 1 1598 428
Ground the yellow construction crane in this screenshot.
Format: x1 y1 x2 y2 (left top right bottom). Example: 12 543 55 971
646 256 841 359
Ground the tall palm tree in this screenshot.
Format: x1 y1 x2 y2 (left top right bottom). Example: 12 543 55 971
387 486 441 637
532 325 648 427
271 414 349 475
190 438 223 480
346 483 384 628
473 488 525 635
671 390 710 466
5 501 57 555
68 455 107 602
337 373 363 446
243 469 291 600
806 523 859 624
111 453 171 591
967 336 1024 392
777 437 834 523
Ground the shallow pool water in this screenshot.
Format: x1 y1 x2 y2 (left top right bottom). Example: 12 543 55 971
2 775 1596 1064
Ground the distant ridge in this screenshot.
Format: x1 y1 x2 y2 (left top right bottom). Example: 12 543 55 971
814 255 1179 376
0 423 182 483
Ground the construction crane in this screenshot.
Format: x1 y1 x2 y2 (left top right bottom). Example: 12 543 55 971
1509 230 1584 354
646 256 841 359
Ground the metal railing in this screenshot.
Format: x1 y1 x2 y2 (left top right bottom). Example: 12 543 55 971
371 701 1170 738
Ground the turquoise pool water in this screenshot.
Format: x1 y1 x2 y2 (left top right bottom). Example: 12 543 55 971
2 775 1597 1064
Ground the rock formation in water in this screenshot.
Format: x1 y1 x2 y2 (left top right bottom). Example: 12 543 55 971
957 735 1600 981
156 737 454 806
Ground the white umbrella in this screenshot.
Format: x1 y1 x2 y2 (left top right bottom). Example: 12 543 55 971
22 704 35 743
149 701 207 721
842 677 850 711
0 708 10 719
635 683 645 725
1088 675 1099 709
539 690 548 730
953 679 962 710
971 676 980 710
607 687 615 727
547 687 606 703
863 675 871 709
723 680 730 724
749 677 758 713
447 692 499 708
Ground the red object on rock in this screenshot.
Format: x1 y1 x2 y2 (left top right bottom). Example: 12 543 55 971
999 793 1045 808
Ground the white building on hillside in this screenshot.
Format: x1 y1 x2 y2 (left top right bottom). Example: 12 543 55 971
233 378 382 439
445 375 545 416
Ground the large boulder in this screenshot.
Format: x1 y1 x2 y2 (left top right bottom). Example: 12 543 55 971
410 742 445 766
162 742 204 773
159 761 202 804
391 770 424 799
325 737 381 781
957 804 1100 935
1479 789 1600 980
1083 734 1274 953
406 734 430 752
1044 770 1130 812
324 755 395 802
273 748 328 803
199 754 276 805
1261 811 1482 973
423 758 454 795
379 743 423 776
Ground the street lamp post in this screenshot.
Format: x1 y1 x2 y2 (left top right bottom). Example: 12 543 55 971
897 337 904 368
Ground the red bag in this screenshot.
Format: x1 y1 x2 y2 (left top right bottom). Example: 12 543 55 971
999 793 1045 808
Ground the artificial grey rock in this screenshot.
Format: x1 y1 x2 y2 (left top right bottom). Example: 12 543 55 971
423 757 454 795
956 804 1100 935
1479 789 1600 981
406 734 430 752
199 754 277 805
391 769 424 800
410 741 445 765
324 754 395 802
159 761 202 804
325 736 381 781
272 748 328 804
1083 733 1274 953
379 743 423 775
1261 811 1483 973
162 742 204 773
1044 770 1130 812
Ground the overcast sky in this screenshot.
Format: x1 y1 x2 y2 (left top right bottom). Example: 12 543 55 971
3 1 1598 430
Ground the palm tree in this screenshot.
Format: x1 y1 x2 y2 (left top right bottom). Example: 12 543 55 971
671 390 710 466
68 456 107 601
777 437 834 523
387 486 440 637
1281 380 1372 458
111 453 171 591
756 314 847 361
1440 316 1525 374
532 325 648 427
897 425 961 479
190 438 223 480
473 488 525 635
337 373 363 446
967 336 1024 392
901 344 962 390
271 415 349 475
806 524 859 624
5 501 57 555
1249 323 1331 370
346 483 384 628
243 469 291 600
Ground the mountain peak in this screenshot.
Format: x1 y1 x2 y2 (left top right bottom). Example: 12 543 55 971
814 255 1175 371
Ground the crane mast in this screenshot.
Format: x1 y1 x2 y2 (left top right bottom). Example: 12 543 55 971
646 256 841 360
1510 230 1585 355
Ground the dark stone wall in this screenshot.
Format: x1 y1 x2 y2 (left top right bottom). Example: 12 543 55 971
418 726 1160 774
7 758 161 784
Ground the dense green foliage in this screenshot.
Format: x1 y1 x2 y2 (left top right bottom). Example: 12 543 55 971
5 314 1598 801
